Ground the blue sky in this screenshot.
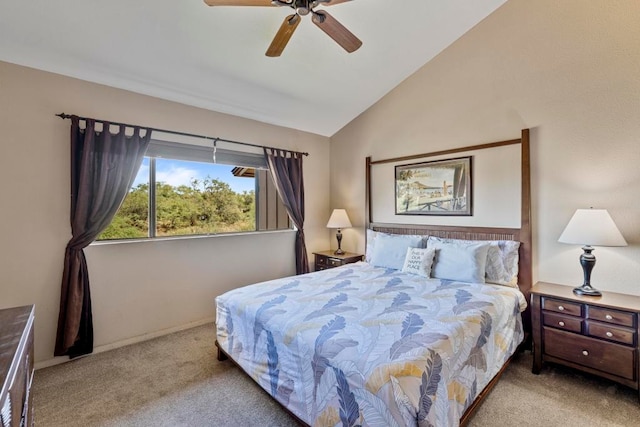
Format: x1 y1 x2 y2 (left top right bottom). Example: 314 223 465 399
133 158 256 194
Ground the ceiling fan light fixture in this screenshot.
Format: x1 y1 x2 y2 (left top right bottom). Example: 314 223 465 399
292 0 310 15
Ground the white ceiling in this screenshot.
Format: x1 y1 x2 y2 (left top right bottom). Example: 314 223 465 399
0 0 506 137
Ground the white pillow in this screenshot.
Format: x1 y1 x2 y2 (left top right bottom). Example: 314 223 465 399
427 236 520 287
429 240 490 283
402 247 436 277
366 229 426 264
369 233 425 270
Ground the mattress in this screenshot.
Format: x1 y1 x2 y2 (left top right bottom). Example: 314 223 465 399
215 262 525 427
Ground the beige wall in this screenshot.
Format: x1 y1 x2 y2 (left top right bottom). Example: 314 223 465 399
331 0 640 294
370 144 521 227
0 61 331 365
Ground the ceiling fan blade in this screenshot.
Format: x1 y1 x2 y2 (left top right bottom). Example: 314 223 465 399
266 14 301 57
316 0 353 6
312 11 362 53
203 0 274 6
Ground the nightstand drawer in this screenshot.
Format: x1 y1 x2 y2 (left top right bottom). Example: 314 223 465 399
542 297 582 317
587 306 635 327
543 312 582 333
327 258 343 267
586 321 635 346
544 328 635 380
313 251 363 272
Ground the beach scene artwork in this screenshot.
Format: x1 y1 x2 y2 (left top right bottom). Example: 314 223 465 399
395 157 471 215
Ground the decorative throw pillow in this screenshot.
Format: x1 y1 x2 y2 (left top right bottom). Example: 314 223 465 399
365 229 380 263
484 241 520 287
402 247 436 277
428 239 490 283
369 233 425 270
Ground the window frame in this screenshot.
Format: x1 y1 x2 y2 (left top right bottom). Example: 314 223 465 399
96 139 291 242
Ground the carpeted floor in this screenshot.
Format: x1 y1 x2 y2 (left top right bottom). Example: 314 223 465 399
33 323 640 426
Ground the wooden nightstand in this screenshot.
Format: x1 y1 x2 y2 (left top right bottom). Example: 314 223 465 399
313 250 363 271
531 281 640 400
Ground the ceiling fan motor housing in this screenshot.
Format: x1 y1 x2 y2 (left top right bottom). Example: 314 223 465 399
295 0 311 16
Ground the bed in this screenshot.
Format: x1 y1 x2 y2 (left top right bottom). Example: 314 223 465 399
215 130 532 426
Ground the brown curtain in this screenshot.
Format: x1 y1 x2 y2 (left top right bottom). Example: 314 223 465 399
55 116 151 358
264 148 309 274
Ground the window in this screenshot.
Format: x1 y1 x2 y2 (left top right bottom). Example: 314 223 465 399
98 138 290 241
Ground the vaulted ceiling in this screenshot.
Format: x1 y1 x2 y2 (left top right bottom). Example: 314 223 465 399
0 0 506 136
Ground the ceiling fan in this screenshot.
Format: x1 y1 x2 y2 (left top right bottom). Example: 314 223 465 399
204 0 362 57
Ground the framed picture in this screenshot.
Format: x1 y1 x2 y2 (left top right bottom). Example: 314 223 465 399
395 156 472 216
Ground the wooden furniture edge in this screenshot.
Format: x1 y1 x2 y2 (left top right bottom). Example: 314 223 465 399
0 305 35 427
532 281 640 312
531 292 542 374
312 250 363 259
459 348 523 426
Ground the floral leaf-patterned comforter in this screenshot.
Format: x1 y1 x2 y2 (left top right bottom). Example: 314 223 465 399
215 262 525 427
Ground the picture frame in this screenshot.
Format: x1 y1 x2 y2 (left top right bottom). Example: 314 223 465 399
395 156 472 216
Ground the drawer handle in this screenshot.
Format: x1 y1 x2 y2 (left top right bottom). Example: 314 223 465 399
582 350 589 356
605 314 613 320
558 305 565 311
558 321 565 327
606 331 613 338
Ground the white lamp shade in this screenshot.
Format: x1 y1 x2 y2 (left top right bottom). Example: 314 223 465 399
558 209 627 247
326 209 352 229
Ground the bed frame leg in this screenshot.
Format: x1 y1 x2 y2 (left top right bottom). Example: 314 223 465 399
215 341 228 361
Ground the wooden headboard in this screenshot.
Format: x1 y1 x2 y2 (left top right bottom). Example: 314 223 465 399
365 129 532 333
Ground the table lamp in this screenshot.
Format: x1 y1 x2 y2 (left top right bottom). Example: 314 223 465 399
326 209 352 255
558 208 627 296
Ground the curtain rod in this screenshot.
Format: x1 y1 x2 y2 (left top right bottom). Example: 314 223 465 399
55 113 309 157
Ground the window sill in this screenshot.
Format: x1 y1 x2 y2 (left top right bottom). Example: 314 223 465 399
90 228 295 246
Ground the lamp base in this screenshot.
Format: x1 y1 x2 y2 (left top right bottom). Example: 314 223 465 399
574 245 601 296
573 285 602 297
334 228 344 256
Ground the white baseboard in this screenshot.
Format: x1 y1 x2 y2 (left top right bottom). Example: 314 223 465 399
35 317 216 370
